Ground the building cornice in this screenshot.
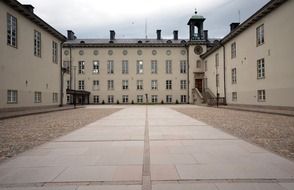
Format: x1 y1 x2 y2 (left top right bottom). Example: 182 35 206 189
3 0 66 41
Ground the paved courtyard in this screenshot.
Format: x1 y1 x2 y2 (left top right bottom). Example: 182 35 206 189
0 106 294 190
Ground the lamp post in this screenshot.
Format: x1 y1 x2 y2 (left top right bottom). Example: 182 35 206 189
72 66 77 109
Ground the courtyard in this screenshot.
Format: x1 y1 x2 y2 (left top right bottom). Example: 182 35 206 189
0 105 294 190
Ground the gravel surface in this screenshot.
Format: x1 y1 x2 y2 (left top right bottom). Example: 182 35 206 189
0 108 120 161
174 106 294 161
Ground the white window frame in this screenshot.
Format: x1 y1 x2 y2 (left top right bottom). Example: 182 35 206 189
7 90 17 104
34 30 41 57
180 80 187 90
122 95 129 103
257 90 266 102
166 80 172 90
136 60 144 74
107 60 114 74
122 80 128 90
93 95 99 104
257 58 265 79
7 14 17 47
137 95 143 103
231 42 236 59
256 24 264 46
122 60 129 74
93 60 99 74
93 80 99 91
151 60 157 74
151 95 158 103
108 95 114 104
232 68 237 84
181 95 187 103
78 80 85 90
166 60 172 74
180 60 186 74
151 80 158 90
78 61 85 74
34 91 42 103
108 80 114 90
137 80 143 90
166 95 172 103
232 92 237 101
52 41 58 64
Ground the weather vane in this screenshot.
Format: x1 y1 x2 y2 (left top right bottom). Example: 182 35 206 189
195 8 197 14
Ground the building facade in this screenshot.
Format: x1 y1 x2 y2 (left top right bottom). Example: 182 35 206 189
202 0 294 108
1 0 293 109
0 0 66 109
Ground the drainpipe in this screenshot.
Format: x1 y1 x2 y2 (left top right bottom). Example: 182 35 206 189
185 44 190 104
220 42 227 104
59 42 64 107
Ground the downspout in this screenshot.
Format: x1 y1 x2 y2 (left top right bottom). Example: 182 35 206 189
59 42 64 107
185 44 190 104
69 45 72 90
220 42 227 104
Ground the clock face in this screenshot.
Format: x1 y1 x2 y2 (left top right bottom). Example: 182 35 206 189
194 45 203 55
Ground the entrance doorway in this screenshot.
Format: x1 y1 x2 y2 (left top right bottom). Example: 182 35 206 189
195 79 203 93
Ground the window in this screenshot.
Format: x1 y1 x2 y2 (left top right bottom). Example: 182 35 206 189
107 60 114 74
180 60 186 74
93 95 99 104
257 58 265 79
196 60 202 69
166 95 172 103
181 95 187 103
108 80 114 90
137 80 143 90
232 92 237 101
52 41 58 63
166 80 172 90
215 53 219 67
151 80 158 90
151 95 158 103
7 90 17 104
232 68 237 84
34 30 41 57
108 95 114 103
93 61 99 74
216 74 219 87
122 80 128 90
122 60 129 74
7 14 17 47
53 93 58 103
257 90 266 102
78 80 85 90
67 95 71 104
231 42 236 59
137 60 143 74
151 60 157 74
66 80 70 89
166 60 172 74
137 95 143 103
180 80 187 90
256 24 264 46
122 95 129 103
34 91 42 103
204 61 208 71
93 80 99 90
78 61 85 74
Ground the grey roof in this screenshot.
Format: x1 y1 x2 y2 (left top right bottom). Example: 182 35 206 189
3 0 66 41
63 38 218 48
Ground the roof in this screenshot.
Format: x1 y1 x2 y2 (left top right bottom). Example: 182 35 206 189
201 0 288 59
3 0 66 41
63 38 216 48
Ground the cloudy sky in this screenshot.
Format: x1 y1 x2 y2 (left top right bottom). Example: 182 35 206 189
19 0 270 39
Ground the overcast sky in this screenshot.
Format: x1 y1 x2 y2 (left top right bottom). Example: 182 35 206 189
19 0 270 39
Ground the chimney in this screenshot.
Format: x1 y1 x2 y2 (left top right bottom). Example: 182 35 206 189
230 23 240 32
173 30 178 40
156 30 161 40
67 30 75 40
23 4 34 13
110 30 115 41
203 30 208 41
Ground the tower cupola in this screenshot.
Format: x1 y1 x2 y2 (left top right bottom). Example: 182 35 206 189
187 10 206 41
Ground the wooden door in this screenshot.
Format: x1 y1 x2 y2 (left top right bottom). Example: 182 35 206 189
195 79 203 93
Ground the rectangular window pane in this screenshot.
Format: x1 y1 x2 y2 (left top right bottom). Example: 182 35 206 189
93 61 99 74
257 24 264 46
93 95 99 104
108 80 114 90
232 68 237 84
122 95 129 103
7 90 17 104
78 80 85 90
79 61 85 74
137 95 143 103
52 41 58 63
108 95 114 103
166 60 172 74
151 60 157 74
180 60 186 74
137 60 143 74
34 91 42 103
166 80 172 90
151 80 158 90
232 92 237 101
231 42 236 59
122 60 129 74
93 80 99 90
34 30 41 57
7 14 17 47
107 60 114 74
137 80 143 90
166 95 172 103
257 90 266 102
122 80 128 90
180 80 187 90
257 58 265 79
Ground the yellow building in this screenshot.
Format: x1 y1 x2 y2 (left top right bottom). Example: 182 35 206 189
0 0 66 109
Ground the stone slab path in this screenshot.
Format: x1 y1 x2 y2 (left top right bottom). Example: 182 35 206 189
0 105 294 190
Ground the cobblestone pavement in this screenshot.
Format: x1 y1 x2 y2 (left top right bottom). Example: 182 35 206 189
0 107 121 161
0 105 294 190
173 105 294 160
